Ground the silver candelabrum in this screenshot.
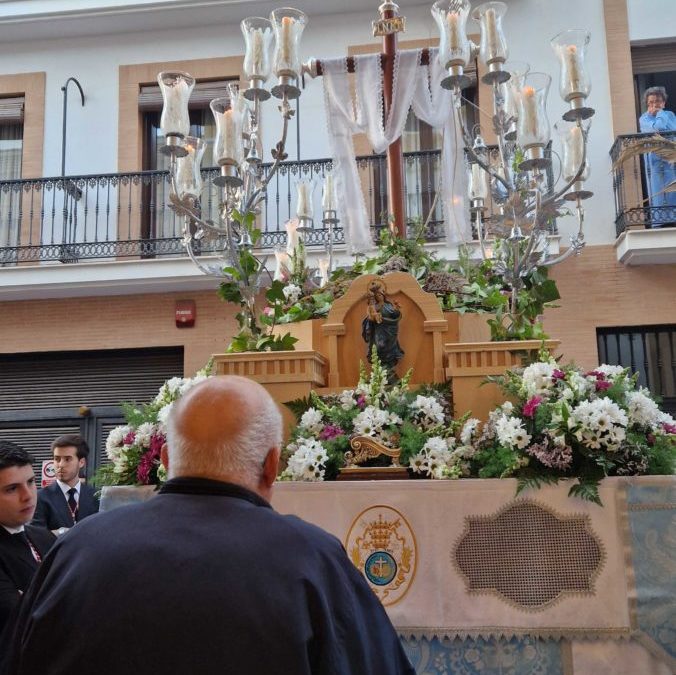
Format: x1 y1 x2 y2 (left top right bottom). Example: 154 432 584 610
434 0 594 316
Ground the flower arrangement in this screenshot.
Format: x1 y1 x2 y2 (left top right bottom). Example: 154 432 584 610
280 350 675 503
96 365 213 487
280 350 461 481
456 357 676 503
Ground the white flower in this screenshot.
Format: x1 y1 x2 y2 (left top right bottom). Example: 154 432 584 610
353 406 390 437
568 372 592 397
625 389 661 427
409 395 445 429
105 425 131 458
460 418 481 446
157 402 174 427
496 416 531 449
179 373 209 396
135 422 155 448
595 364 626 378
338 390 356 411
282 284 302 304
284 438 328 481
521 362 556 397
299 408 324 435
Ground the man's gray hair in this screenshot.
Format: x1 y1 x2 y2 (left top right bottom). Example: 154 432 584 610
166 389 283 482
644 86 668 105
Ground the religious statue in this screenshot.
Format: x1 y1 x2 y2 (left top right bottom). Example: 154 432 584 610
361 279 404 379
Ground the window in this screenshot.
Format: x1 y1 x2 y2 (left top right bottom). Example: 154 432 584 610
597 325 676 415
0 96 24 252
139 80 235 243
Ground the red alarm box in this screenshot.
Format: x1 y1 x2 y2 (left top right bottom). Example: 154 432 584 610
175 300 196 328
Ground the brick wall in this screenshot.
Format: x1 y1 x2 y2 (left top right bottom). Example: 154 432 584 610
0 290 240 376
544 245 676 368
1 245 674 377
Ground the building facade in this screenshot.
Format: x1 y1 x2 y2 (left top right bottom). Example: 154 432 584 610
0 0 674 474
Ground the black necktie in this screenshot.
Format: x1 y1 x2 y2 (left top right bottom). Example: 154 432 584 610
12 531 40 562
67 488 78 520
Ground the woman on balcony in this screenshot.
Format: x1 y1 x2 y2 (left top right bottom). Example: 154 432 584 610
638 86 676 228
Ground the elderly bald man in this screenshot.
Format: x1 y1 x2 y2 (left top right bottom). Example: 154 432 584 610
3 376 414 675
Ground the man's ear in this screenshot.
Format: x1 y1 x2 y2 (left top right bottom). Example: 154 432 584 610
160 443 169 471
261 446 281 490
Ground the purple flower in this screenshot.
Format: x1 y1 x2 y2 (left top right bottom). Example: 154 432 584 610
526 440 573 470
646 433 656 447
661 423 676 435
356 395 367 410
595 380 612 391
552 369 566 380
319 424 345 440
136 450 157 485
523 396 543 418
123 430 136 446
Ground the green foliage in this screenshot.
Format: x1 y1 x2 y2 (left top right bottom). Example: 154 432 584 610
473 445 522 479
568 479 603 506
647 435 676 475
284 395 314 423
516 473 560 495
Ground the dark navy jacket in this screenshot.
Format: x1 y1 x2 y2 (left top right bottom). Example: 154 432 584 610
32 481 99 530
5 478 414 675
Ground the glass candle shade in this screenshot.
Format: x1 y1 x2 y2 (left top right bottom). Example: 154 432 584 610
242 17 274 82
322 172 337 213
175 137 206 200
551 30 591 103
210 96 245 167
270 8 307 79
472 2 508 66
501 60 530 120
558 123 589 183
432 0 471 69
285 217 300 255
516 72 552 150
158 71 195 138
468 162 489 201
295 179 315 220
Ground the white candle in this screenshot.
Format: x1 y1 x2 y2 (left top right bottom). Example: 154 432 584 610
521 86 538 140
161 78 191 137
484 8 499 62
563 125 586 181
251 28 265 78
447 12 461 55
221 109 237 164
565 44 582 97
296 182 310 218
285 218 299 255
318 257 330 287
280 16 295 71
322 173 336 212
274 249 290 281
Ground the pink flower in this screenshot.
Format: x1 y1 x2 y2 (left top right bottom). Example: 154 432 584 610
263 307 274 317
523 396 543 418
586 370 606 381
319 424 344 440
356 395 367 410
123 430 136 446
595 380 612 391
149 432 166 455
552 369 565 380
661 422 676 435
646 433 656 447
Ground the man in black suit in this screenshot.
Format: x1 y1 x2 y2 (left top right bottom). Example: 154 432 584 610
32 434 99 535
0 441 55 639
5 376 414 675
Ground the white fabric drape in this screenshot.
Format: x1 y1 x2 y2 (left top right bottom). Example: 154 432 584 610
322 49 470 253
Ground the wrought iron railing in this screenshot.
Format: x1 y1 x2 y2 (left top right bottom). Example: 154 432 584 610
0 146 555 266
0 150 448 266
610 130 676 237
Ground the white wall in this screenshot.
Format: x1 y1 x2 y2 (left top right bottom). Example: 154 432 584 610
627 0 676 43
0 0 617 245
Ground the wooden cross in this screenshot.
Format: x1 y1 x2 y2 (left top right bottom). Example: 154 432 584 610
314 2 431 239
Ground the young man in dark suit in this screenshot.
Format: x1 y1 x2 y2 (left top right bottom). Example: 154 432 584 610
0 441 55 638
32 434 99 535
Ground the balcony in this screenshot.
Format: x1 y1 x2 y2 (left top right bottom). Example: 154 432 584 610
0 148 557 300
610 131 676 265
